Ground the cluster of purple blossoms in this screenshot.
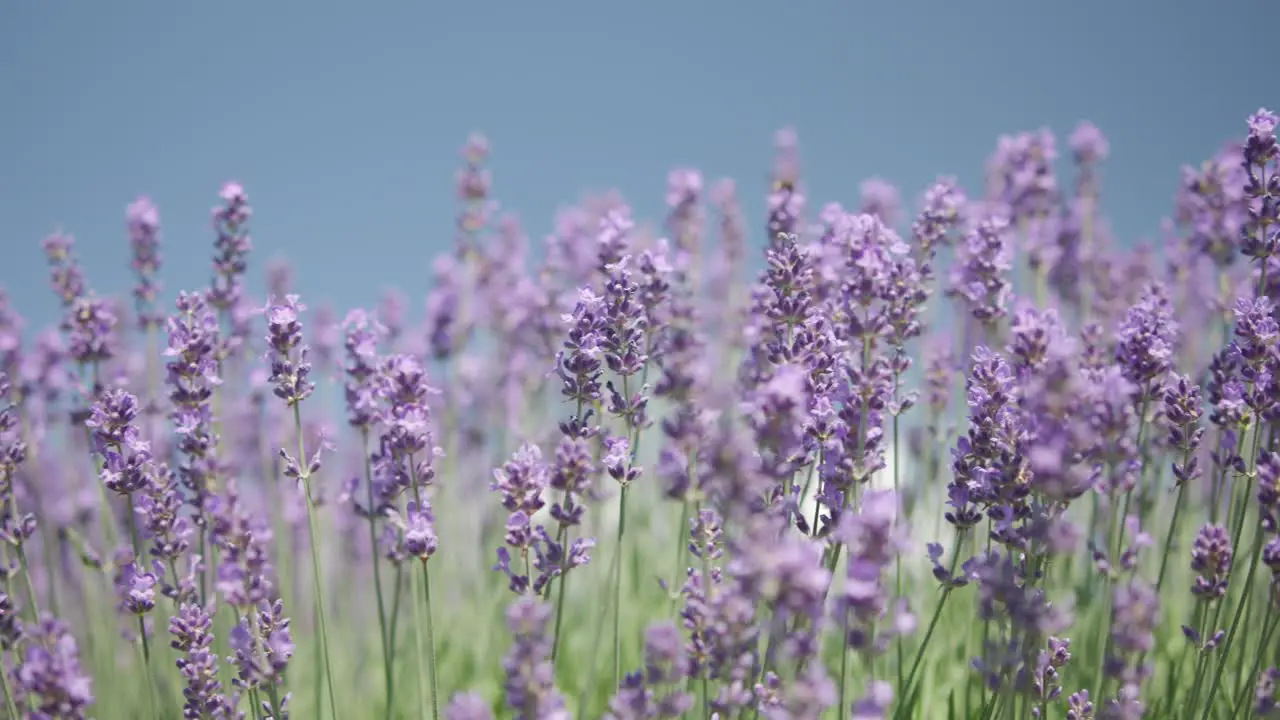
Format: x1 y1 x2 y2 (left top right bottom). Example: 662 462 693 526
165 292 221 523
989 128 1059 222
228 599 294 707
13 617 94 718
949 211 1014 332
41 232 86 309
209 182 253 315
1242 110 1279 266
126 196 164 331
834 491 913 660
263 294 315 407
16 108 1280 720
66 294 120 372
501 598 568 720
766 131 805 243
341 309 384 432
946 346 1024 528
666 168 704 260
424 254 471 363
169 603 235 717
210 481 276 611
373 353 441 563
491 443 550 594
605 622 693 719
1114 283 1178 398
455 133 493 256
1177 142 1248 269
87 389 156 502
1189 524 1233 599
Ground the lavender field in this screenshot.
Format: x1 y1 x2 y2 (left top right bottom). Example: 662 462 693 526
1 113 1279 720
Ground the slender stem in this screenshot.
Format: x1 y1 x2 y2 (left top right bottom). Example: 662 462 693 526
1230 602 1277 720
123 491 160 720
421 562 441 720
296 405 338 720
407 455 440 720
550 526 572 662
0 660 19 720
697 501 711 720
266 679 283 719
612 484 630 691
138 615 159 720
8 495 40 621
388 565 405 681
248 688 263 720
668 498 691 613
18 414 61 618
838 605 852 714
894 533 965 720
362 428 394 718
1155 459 1190 596
550 397 586 663
1185 603 1211 719
892 406 904 698
1199 529 1266 720
577 536 622 720
410 567 429 719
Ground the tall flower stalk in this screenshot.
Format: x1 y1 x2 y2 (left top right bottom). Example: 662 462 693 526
378 354 442 720
264 294 337 719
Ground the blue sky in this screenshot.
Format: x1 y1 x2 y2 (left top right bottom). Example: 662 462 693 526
1 0 1274 333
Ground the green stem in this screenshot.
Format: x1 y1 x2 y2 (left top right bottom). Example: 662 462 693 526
410 567 429 719
1185 603 1211 719
697 501 711 720
1230 602 1277 720
421 562 441 720
362 429 394 718
894 533 965 720
407 455 440 720
550 398 586 663
138 615 159 720
1155 458 1190 597
577 536 622 720
891 405 904 699
266 680 283 719
7 496 40 621
388 565 405 682
0 660 19 719
612 485 630 691
1198 529 1266 720
296 405 338 720
123 493 160 720
668 498 691 613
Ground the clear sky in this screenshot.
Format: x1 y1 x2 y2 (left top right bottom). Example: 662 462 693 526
1 0 1275 332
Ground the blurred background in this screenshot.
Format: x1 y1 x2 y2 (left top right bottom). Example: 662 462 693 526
1 0 1275 330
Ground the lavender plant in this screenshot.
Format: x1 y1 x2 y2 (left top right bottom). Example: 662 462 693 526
5 114 1280 720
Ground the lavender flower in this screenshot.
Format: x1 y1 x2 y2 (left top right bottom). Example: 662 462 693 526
42 233 86 308
948 212 1013 330
126 196 163 331
501 598 568 720
1242 109 1279 267
605 622 693 719
1190 524 1232 599
445 693 495 720
1257 667 1279 716
263 294 315 407
491 443 547 594
341 309 384 431
169 603 234 718
209 182 253 313
13 617 94 718
65 295 119 368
